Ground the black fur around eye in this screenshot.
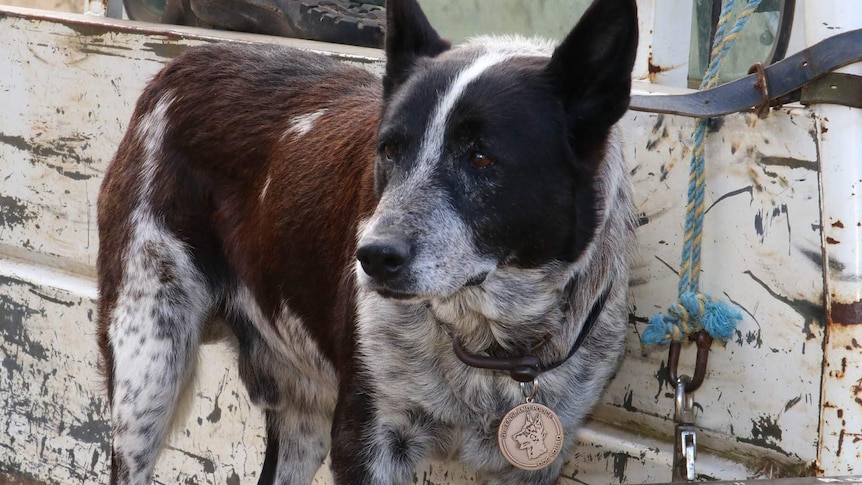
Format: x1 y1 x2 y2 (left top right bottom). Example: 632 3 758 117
468 151 494 169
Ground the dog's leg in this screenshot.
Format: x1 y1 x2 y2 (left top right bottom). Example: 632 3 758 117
257 410 281 484
226 294 335 485
106 218 210 484
257 405 331 485
332 388 438 485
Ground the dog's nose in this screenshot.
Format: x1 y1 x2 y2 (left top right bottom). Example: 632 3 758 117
356 238 412 281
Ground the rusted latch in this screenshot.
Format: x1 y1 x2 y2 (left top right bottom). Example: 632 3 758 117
669 330 712 482
668 331 713 393
748 63 771 119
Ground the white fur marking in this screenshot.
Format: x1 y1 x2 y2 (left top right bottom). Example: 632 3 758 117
417 52 511 176
465 34 557 57
260 175 272 202
284 109 327 139
137 97 171 201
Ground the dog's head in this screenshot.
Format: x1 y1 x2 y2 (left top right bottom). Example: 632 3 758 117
356 0 638 301
513 412 549 460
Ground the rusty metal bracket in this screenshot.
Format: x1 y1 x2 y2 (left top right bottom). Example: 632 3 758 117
801 72 862 109
668 330 713 393
748 62 771 118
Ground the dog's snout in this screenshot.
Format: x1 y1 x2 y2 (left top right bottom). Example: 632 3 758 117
357 238 412 281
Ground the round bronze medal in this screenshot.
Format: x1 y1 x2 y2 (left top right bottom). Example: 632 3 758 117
497 402 564 471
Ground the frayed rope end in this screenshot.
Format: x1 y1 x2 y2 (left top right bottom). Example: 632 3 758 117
642 292 742 346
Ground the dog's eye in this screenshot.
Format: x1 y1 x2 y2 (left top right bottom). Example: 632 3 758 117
468 151 494 169
380 143 396 162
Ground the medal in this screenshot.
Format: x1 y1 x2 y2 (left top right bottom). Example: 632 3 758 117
497 378 564 470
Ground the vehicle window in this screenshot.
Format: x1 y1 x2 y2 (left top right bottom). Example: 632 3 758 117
688 0 793 87
419 0 591 44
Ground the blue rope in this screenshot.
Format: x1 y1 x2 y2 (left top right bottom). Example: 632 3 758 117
643 292 742 346
643 0 761 346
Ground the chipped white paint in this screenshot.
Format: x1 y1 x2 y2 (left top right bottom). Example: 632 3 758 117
635 0 693 86
1 5 859 485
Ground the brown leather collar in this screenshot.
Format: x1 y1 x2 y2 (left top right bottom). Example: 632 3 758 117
449 286 611 383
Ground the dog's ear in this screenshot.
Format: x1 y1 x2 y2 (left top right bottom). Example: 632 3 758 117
545 0 638 150
383 0 451 98
533 414 544 431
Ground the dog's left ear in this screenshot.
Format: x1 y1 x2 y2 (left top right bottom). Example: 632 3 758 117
545 0 638 150
383 0 451 98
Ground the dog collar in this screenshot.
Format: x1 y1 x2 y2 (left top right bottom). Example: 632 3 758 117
450 285 611 383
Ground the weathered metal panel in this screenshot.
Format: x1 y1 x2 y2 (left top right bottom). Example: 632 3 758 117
0 266 105 482
803 2 862 476
0 6 847 484
606 107 826 479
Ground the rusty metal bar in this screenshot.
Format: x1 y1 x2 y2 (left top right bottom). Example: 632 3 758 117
668 331 713 393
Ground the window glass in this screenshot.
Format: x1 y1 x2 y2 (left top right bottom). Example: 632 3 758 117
418 0 591 44
688 0 789 87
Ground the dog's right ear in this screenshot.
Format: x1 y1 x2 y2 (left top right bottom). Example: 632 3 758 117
545 0 638 152
383 0 451 98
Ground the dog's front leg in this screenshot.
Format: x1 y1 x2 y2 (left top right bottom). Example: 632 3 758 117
331 380 435 484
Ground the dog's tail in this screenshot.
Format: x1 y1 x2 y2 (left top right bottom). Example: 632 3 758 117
97 91 211 484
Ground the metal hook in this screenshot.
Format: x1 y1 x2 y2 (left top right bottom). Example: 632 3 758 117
668 330 713 393
674 376 696 424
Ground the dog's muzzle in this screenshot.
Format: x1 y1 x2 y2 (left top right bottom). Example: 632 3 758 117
356 234 490 300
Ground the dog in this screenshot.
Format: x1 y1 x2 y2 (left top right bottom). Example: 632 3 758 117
96 0 638 483
513 412 548 460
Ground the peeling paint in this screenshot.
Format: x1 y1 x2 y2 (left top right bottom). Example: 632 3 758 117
751 415 784 444
785 396 803 412
68 419 110 447
166 446 216 474
622 389 637 412
758 155 819 171
743 270 825 337
610 451 629 482
0 195 37 229
141 40 193 60
206 395 222 424
831 300 862 325
0 294 49 361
